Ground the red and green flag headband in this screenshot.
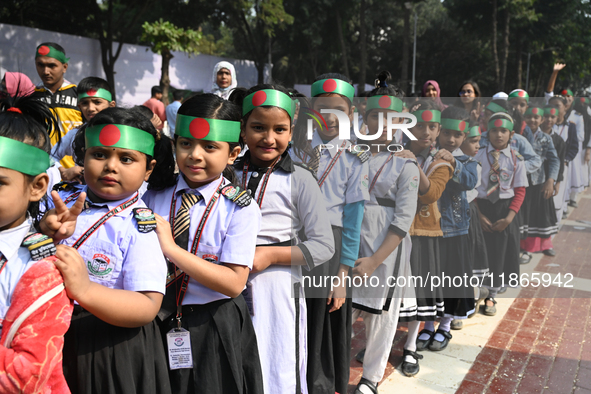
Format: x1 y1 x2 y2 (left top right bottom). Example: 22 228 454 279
366 95 404 112
508 90 529 102
525 107 544 116
242 89 294 118
0 136 51 176
311 78 355 99
580 97 589 104
488 118 514 131
411 109 441 123
79 88 113 102
544 107 558 116
486 102 509 114
467 125 481 138
176 114 241 143
441 118 468 133
35 45 69 64
85 124 155 156
561 89 574 96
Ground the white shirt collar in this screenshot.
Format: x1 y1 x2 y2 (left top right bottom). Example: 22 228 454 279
0 218 32 261
487 143 512 157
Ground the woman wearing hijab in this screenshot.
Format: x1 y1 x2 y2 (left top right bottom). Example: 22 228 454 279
1 72 35 97
210 61 237 100
422 80 447 111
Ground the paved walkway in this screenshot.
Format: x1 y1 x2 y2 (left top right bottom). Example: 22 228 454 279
348 188 591 393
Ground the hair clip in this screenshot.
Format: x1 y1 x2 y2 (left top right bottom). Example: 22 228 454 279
7 107 22 114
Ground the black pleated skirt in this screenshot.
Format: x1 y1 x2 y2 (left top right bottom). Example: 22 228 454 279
63 307 172 394
440 234 476 319
159 295 264 394
526 183 558 238
468 200 489 278
304 226 351 394
477 199 521 290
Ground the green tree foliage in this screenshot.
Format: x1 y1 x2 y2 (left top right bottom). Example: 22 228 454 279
141 20 202 105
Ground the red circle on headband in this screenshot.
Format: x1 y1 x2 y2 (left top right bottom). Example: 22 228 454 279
99 125 121 146
323 79 337 93
421 111 433 122
532 108 538 115
86 89 97 97
518 91 525 97
378 96 391 108
494 119 504 128
252 91 267 107
38 46 50 56
189 118 210 139
562 90 568 95
581 98 586 103
551 109 557 115
458 121 467 132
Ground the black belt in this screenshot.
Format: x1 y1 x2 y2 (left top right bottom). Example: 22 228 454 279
376 197 396 208
256 239 294 247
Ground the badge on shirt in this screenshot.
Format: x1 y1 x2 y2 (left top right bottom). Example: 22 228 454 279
500 171 511 182
87 253 114 281
348 146 370 163
490 173 499 183
221 184 251 207
361 174 369 189
21 233 57 261
409 175 419 191
133 208 157 233
166 328 193 370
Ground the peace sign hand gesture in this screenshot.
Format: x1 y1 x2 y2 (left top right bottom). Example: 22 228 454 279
40 191 87 242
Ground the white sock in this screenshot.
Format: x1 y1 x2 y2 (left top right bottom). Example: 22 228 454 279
404 321 420 363
418 321 435 341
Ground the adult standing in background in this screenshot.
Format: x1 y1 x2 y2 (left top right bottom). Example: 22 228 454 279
32 42 83 168
210 61 237 100
143 86 166 129
1 72 35 97
165 90 183 137
422 80 447 111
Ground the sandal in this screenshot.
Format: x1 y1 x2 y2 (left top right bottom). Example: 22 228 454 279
484 297 497 316
428 329 452 351
416 329 435 351
401 349 423 377
354 377 378 394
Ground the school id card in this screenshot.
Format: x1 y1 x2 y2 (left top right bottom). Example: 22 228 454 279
166 328 193 370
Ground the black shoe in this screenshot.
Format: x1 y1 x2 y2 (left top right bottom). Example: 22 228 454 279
428 329 452 351
484 297 497 316
543 248 556 256
498 286 508 294
568 200 579 208
356 348 366 364
416 329 435 351
401 349 423 377
354 377 378 394
519 252 532 265
470 287 489 318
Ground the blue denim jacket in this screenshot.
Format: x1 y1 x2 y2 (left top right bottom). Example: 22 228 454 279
480 131 542 175
439 153 479 238
528 129 560 185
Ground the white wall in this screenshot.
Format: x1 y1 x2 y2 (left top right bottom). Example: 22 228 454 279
0 23 269 106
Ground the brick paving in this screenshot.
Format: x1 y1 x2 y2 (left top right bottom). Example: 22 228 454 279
348 187 591 393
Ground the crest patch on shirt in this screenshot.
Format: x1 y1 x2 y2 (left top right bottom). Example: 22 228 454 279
87 253 113 280
361 174 369 189
21 233 56 261
221 184 251 207
409 175 419 191
133 208 157 233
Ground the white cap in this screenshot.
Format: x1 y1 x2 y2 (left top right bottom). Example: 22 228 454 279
492 92 508 100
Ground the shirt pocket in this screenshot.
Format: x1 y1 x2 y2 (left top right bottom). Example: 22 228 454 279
198 244 223 265
78 239 122 286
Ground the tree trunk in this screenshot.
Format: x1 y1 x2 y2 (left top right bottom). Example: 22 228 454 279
336 11 350 79
257 62 265 85
500 6 510 91
400 4 410 91
358 0 367 93
516 38 522 89
492 0 500 90
160 49 173 106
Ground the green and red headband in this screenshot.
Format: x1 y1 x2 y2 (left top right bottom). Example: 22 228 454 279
35 45 69 64
441 118 469 133
467 125 481 138
311 78 355 99
411 109 441 123
366 95 404 113
561 89 574 96
525 107 544 117
78 88 113 102
85 124 155 156
508 89 529 102
242 89 294 118
488 118 514 132
486 102 509 114
0 136 51 176
543 107 558 116
176 114 241 143
580 97 589 104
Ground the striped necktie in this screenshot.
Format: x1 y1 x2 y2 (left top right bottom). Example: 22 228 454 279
487 150 501 203
309 144 322 174
173 192 202 250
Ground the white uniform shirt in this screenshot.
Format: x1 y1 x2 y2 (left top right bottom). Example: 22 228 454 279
143 176 262 305
50 127 78 165
475 144 529 199
310 131 370 227
0 218 38 322
51 185 167 294
467 163 482 203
